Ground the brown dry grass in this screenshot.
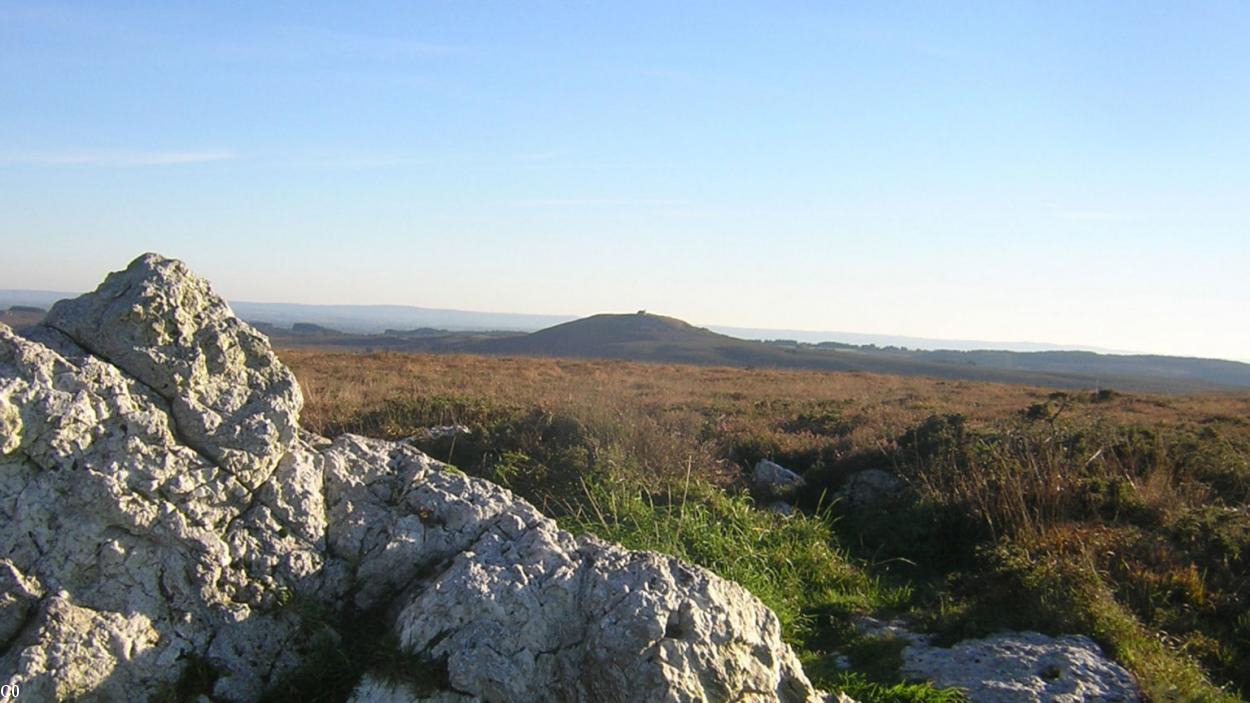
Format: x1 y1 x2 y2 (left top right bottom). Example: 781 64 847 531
284 348 1250 494
281 349 1250 699
285 350 1250 437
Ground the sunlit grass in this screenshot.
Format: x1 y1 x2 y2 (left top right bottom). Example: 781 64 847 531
282 348 1250 700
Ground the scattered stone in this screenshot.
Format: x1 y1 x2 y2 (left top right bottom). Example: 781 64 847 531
901 631 1140 702
834 469 905 511
850 617 1140 702
402 424 473 444
767 501 796 516
851 615 931 647
1 253 844 702
752 459 806 503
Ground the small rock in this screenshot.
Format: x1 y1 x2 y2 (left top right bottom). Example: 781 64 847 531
834 469 904 511
901 631 1140 702
851 615 932 647
402 425 473 444
766 501 796 516
851 616 1139 703
752 459 806 503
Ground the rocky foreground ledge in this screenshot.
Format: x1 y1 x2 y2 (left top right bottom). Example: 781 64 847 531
0 254 845 701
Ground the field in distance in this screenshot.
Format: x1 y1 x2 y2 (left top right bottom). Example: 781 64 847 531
269 312 1250 394
8 302 1247 393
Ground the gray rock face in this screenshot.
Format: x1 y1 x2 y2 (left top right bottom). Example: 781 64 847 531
752 459 806 503
903 632 1140 702
853 617 1140 703
1 254 835 702
43 253 302 490
833 469 904 511
766 501 796 516
403 425 473 444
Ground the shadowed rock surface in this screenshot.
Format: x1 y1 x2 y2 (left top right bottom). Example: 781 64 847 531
751 459 806 504
0 254 837 701
833 470 905 512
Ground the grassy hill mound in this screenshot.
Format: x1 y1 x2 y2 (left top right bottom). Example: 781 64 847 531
473 312 768 363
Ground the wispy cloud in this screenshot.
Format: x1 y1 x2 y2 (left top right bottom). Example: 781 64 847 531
634 67 694 81
277 152 437 169
214 26 467 64
303 28 465 59
0 150 238 167
0 3 124 31
511 198 683 208
841 22 975 62
510 150 567 163
509 197 713 220
1053 210 1129 222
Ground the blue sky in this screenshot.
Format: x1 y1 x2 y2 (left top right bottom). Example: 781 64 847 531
1 2 1248 360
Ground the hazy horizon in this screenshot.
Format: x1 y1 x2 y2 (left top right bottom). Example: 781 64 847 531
2 2 1247 360
7 284 1250 364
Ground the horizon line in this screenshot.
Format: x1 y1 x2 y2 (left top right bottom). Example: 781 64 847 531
3 287 1246 364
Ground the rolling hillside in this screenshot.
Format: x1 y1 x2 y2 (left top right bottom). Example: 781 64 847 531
0 305 46 330
469 313 1248 393
8 302 1248 393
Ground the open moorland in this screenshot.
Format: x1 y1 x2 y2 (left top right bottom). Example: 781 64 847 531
8 303 1248 393
263 312 1250 394
283 349 1250 702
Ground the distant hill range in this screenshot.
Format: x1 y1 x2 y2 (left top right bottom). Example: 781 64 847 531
190 311 1250 394
0 290 1124 352
4 292 1248 393
467 313 1250 393
0 305 46 329
0 290 574 334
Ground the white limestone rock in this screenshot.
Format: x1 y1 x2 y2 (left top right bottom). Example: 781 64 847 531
43 253 302 490
852 617 1140 702
1 254 846 702
902 631 1140 702
0 321 301 701
0 561 43 650
4 593 164 701
350 675 480 703
396 525 788 702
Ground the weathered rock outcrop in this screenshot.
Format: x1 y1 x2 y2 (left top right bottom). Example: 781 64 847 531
1 254 834 702
42 253 302 491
